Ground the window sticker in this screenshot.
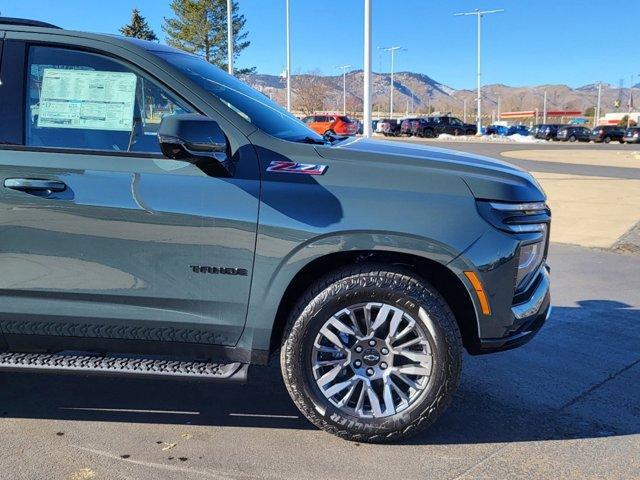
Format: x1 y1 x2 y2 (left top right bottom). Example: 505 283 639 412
37 69 137 131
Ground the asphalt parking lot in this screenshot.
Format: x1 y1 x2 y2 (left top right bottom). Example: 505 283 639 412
1 141 639 480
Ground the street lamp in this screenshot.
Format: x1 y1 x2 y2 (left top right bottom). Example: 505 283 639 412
454 8 504 134
227 0 233 74
594 82 602 127
379 46 405 118
285 0 291 111
336 64 352 115
363 0 372 137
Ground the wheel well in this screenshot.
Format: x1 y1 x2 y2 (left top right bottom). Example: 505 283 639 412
269 250 479 355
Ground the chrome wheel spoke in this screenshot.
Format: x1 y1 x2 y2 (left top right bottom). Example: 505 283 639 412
316 364 343 389
382 376 396 416
395 365 431 377
396 349 432 364
366 384 383 417
318 325 347 351
324 375 357 398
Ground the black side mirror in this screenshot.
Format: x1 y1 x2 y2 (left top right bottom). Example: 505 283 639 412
158 114 234 177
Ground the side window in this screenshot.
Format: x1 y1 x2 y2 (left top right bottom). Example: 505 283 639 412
26 46 191 154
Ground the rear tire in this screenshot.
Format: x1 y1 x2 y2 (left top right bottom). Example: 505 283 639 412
280 264 463 443
604 136 611 143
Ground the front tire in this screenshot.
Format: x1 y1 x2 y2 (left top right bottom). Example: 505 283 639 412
280 265 462 443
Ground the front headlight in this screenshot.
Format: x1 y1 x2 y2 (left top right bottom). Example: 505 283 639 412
476 201 551 290
516 225 548 289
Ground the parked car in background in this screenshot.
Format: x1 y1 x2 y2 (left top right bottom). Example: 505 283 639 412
556 126 591 142
377 118 401 136
416 116 476 137
400 118 422 136
485 124 507 136
529 124 543 137
590 125 625 143
622 127 640 143
302 114 358 136
507 125 530 136
485 124 529 136
535 124 564 141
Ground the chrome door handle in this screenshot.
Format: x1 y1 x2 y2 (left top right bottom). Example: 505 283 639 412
4 178 67 192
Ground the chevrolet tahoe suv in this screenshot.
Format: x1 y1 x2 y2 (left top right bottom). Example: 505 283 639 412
0 18 551 443
416 116 477 137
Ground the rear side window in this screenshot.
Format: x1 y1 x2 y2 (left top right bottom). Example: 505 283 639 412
26 46 191 153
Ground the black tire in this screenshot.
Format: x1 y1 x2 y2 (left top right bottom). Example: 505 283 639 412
280 264 463 443
423 128 435 138
569 135 577 142
604 136 611 143
324 129 336 137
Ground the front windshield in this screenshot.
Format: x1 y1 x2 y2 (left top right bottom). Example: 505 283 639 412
155 51 323 142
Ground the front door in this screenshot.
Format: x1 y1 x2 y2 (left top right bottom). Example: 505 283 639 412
0 42 259 354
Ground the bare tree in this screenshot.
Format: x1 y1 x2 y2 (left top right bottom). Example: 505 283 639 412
293 71 328 115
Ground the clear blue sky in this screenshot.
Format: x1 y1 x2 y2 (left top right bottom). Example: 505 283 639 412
2 0 637 89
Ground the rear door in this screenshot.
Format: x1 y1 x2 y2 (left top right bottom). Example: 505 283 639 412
0 36 259 355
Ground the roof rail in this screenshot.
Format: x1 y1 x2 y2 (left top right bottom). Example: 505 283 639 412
0 17 61 29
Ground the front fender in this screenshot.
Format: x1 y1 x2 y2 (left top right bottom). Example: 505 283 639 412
241 230 472 352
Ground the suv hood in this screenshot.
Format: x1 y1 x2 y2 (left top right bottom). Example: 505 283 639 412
315 138 545 203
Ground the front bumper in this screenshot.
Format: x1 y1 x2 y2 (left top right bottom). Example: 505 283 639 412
623 136 639 143
477 266 550 353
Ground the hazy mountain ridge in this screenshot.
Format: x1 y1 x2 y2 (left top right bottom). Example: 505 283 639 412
245 71 638 117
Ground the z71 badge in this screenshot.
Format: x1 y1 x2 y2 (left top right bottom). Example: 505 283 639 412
266 161 327 175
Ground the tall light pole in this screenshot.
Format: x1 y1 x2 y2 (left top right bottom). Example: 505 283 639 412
363 0 372 137
595 82 602 127
337 64 351 115
285 0 291 111
496 94 501 120
629 74 637 128
380 46 404 118
454 8 504 135
542 89 547 124
227 0 233 74
463 98 467 122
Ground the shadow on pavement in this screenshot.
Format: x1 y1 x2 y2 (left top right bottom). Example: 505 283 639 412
0 301 638 445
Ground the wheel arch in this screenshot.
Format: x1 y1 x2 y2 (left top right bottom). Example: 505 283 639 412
268 249 479 355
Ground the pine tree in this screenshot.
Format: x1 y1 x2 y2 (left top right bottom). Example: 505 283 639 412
120 8 158 41
163 0 253 74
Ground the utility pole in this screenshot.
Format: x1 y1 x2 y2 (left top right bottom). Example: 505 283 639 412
463 98 467 122
629 74 636 128
285 0 291 111
336 65 351 115
363 0 372 137
380 46 404 118
542 90 547 124
497 94 501 121
454 8 504 135
226 0 233 74
595 82 602 127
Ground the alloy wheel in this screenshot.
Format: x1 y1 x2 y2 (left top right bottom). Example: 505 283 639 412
311 302 433 419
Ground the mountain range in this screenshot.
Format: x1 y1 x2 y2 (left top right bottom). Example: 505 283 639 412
246 70 639 118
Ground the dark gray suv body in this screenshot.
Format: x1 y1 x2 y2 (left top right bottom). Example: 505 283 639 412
0 19 550 442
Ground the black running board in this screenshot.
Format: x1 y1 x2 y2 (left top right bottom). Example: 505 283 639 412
0 352 248 382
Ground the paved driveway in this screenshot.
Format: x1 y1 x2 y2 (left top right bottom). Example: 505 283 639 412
1 243 638 479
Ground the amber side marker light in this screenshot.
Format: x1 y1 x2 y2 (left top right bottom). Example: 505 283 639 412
463 271 492 315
